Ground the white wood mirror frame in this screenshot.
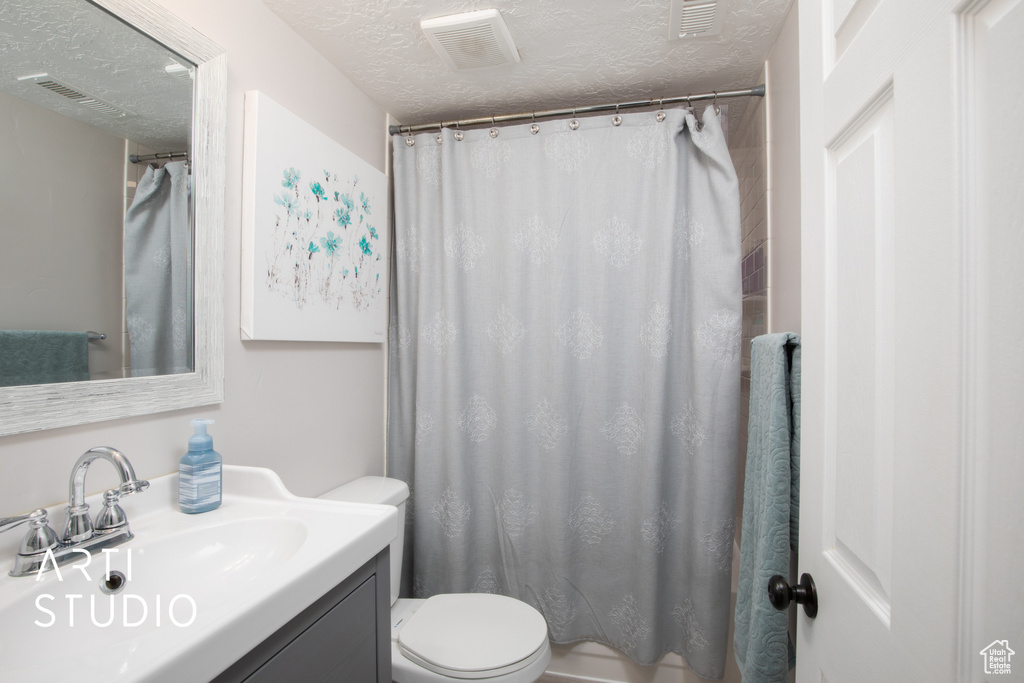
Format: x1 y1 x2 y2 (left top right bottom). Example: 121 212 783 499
0 0 226 436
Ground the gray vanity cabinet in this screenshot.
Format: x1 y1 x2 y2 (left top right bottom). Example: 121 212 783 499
212 549 391 683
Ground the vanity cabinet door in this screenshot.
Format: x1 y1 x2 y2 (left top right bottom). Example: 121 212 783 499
243 576 377 682
212 549 390 683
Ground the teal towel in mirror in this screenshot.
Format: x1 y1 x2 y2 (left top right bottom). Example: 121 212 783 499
0 330 90 387
734 332 801 683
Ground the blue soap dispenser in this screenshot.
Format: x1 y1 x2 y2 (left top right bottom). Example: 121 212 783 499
179 418 222 513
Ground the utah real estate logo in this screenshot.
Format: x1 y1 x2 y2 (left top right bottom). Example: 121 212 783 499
979 640 1014 676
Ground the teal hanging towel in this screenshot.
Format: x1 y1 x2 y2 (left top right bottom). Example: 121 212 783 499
0 330 90 387
734 332 801 683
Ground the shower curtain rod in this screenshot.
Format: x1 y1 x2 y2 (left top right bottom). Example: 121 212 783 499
128 151 189 164
389 84 765 135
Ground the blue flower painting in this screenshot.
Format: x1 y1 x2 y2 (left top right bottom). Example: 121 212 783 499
281 167 300 189
265 167 385 313
244 91 388 342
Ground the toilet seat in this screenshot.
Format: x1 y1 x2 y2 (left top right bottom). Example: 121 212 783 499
397 594 549 680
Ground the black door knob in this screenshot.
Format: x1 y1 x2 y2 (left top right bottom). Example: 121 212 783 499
767 572 818 618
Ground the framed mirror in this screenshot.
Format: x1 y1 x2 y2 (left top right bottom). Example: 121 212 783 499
0 0 225 435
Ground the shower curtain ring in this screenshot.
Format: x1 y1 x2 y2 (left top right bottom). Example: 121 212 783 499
612 103 622 127
569 108 580 130
656 98 667 123
530 112 539 135
436 123 444 144
713 91 720 115
489 115 499 138
454 121 464 141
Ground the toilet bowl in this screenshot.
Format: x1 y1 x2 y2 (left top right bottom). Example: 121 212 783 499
320 477 551 683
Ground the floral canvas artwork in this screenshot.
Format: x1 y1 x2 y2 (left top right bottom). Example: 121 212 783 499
241 91 388 342
269 168 382 311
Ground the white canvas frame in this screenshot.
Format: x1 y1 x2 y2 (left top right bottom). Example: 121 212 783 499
241 91 389 343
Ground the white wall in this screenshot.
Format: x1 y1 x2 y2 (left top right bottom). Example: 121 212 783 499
766 1 801 335
765 7 801 682
0 89 126 381
0 0 389 516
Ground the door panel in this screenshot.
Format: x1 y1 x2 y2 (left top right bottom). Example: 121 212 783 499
826 96 895 626
831 0 883 61
798 1 971 681
961 1 1024 680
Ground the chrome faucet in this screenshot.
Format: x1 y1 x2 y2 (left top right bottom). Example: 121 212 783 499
64 447 150 543
0 447 149 577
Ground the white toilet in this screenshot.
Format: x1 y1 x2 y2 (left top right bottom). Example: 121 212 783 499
320 476 552 683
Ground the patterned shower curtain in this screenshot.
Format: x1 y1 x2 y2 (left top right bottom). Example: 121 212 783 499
124 160 192 377
388 107 740 678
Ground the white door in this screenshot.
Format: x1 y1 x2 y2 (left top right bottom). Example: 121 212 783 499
797 0 1024 681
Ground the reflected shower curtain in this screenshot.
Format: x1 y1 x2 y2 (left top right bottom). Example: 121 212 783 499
124 160 192 376
388 108 740 678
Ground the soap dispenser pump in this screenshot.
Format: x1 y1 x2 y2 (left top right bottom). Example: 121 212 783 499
179 418 222 513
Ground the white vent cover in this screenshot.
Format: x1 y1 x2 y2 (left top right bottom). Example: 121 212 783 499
17 73 129 117
164 61 194 79
669 0 726 39
421 9 520 70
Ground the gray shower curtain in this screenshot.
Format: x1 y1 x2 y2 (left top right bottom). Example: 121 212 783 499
124 160 192 377
388 107 740 678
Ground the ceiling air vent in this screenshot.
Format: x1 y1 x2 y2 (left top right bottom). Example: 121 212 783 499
17 73 129 117
421 9 520 70
669 0 725 39
164 61 194 79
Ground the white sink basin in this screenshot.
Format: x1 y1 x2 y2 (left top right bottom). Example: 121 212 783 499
0 466 398 682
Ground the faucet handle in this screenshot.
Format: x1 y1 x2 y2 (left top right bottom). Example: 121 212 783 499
119 479 150 496
0 509 44 534
0 509 58 555
95 489 128 530
18 511 59 556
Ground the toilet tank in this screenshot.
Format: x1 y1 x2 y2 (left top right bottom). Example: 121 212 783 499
319 476 408 606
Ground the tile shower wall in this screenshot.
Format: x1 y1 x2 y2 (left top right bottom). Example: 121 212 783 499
730 70 769 470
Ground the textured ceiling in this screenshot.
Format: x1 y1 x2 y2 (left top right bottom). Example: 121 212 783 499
0 0 193 151
262 0 793 132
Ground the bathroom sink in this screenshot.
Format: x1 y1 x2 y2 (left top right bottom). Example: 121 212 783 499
0 466 398 682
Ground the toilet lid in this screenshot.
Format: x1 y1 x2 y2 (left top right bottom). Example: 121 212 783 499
398 594 548 679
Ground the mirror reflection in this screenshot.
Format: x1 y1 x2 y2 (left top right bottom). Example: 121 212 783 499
0 0 195 386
